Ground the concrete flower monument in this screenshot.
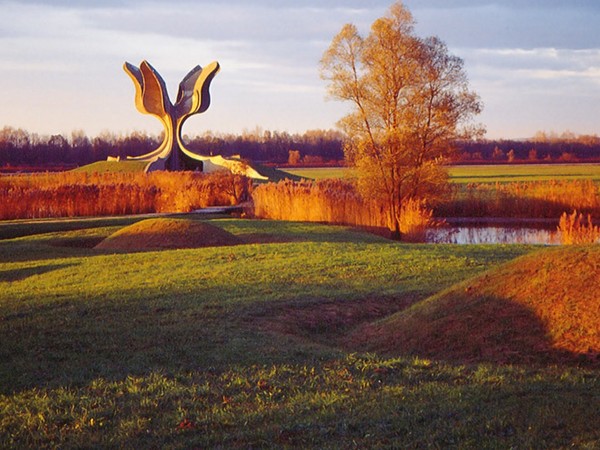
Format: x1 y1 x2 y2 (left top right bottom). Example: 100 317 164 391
119 60 266 179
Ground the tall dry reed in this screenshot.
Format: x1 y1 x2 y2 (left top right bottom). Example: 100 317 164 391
251 179 436 241
558 210 600 244
0 171 250 220
437 180 600 218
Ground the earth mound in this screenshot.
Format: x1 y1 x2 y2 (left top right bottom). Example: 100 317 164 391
349 246 600 366
95 218 242 251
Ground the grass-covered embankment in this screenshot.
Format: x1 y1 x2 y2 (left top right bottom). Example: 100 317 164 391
0 216 599 448
351 246 600 365
71 160 149 173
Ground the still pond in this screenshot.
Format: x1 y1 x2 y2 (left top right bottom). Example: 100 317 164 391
427 219 561 245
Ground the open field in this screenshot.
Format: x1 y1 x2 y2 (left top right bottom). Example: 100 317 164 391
1 215 599 448
448 163 600 183
283 163 600 183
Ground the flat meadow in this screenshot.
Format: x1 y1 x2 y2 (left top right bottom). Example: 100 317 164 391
448 163 600 183
1 214 599 448
283 163 600 183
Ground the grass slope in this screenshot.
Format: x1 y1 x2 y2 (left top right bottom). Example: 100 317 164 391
73 159 300 182
0 218 598 448
252 163 304 182
352 246 600 366
280 167 349 180
72 160 149 173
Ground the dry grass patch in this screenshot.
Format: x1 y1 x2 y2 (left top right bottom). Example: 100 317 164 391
349 246 600 366
94 218 242 251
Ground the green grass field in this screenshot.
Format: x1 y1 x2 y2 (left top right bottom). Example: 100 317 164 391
1 216 599 448
448 163 600 183
283 163 600 183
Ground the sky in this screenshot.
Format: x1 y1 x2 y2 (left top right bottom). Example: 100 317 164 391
0 0 599 140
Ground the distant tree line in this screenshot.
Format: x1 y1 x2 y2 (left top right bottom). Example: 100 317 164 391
1 126 600 171
459 134 600 163
0 126 345 170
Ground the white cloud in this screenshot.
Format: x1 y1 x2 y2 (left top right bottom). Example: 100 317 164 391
457 47 600 137
0 0 599 138
462 47 600 85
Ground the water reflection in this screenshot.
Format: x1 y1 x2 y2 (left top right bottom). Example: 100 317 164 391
427 226 561 245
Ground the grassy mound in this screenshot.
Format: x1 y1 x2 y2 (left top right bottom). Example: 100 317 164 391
72 160 149 173
351 246 600 366
250 162 304 182
95 218 241 251
73 160 300 182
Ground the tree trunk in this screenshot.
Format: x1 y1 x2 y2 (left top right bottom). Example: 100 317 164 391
389 197 402 240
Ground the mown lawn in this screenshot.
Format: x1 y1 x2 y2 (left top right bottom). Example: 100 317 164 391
0 216 598 448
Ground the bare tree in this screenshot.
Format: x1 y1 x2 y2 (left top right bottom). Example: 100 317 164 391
321 2 483 238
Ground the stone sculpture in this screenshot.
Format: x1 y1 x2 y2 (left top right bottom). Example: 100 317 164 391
120 60 266 179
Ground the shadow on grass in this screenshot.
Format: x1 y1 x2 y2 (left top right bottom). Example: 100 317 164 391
0 217 142 240
250 293 422 345
0 286 340 395
4 354 600 449
49 237 106 249
0 263 78 282
2 287 597 397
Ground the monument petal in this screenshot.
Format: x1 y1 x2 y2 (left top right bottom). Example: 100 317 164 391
138 61 171 118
